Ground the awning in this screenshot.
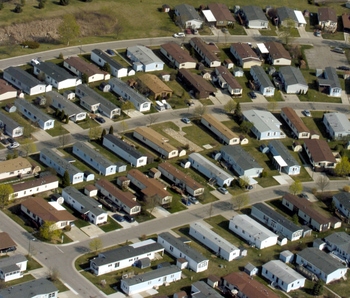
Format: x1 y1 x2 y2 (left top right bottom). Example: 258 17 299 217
294 10 307 25
202 10 216 22
257 43 269 54
273 155 287 167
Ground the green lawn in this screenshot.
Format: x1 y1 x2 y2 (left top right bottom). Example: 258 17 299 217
99 216 122 232
46 124 70 137
182 121 219 147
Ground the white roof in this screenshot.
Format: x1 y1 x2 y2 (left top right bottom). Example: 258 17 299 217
263 260 305 284
202 10 216 22
273 155 288 167
243 110 282 133
239 176 258 185
294 10 307 25
48 201 66 211
257 43 269 54
130 239 156 249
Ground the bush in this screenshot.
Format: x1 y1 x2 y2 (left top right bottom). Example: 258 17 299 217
58 53 64 60
14 4 23 13
63 225 71 231
38 0 45 9
343 185 350 192
260 171 268 178
21 40 40 49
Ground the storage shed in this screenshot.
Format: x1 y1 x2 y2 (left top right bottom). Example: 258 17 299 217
280 250 294 263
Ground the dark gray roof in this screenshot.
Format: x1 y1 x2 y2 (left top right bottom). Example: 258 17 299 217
0 255 27 274
47 91 84 116
15 98 53 122
242 5 268 22
91 49 126 71
174 4 202 22
103 134 145 159
0 111 22 132
0 278 58 298
297 247 347 275
324 232 350 255
244 262 257 271
192 281 224 298
4 67 43 88
63 186 105 216
158 232 208 264
318 67 341 88
92 241 164 267
333 192 350 210
252 203 302 233
35 62 76 82
268 140 300 167
279 66 307 87
276 7 298 22
251 65 273 88
221 145 262 171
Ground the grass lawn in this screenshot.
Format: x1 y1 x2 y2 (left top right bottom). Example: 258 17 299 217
259 28 278 36
77 117 100 130
99 216 122 232
27 256 43 271
46 124 70 137
182 121 219 147
148 123 186 148
228 24 247 36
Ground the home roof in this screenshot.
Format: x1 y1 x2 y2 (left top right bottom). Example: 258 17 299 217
12 175 58 193
0 255 27 274
109 78 151 105
73 141 114 169
189 152 234 182
333 192 350 211
323 113 350 135
158 162 204 191
158 232 208 263
0 278 58 298
174 4 202 22
264 41 291 60
324 232 350 255
0 157 32 176
243 109 282 133
139 74 172 94
15 98 53 123
251 65 274 88
95 179 139 209
0 78 16 95
231 43 260 61
221 145 262 171
342 13 350 30
298 247 346 274
318 67 341 89
192 280 223 298
0 110 23 132
230 214 278 241
35 61 76 82
103 134 145 159
242 5 268 22
304 139 336 163
134 126 177 154
263 260 305 284
46 91 85 116
161 42 196 65
215 66 242 90
21 197 76 222
127 45 164 66
0 232 16 250
202 113 239 140
277 6 298 22
92 239 163 266
41 148 83 178
190 37 220 63
281 107 310 134
223 271 279 298
63 186 106 216
294 10 307 24
4 67 44 88
283 193 331 225
252 203 302 233
91 49 126 71
268 140 299 168
178 69 216 93
279 66 307 88
318 7 337 22
208 3 235 22
64 56 108 77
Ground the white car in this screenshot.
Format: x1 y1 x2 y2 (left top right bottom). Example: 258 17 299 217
303 110 311 117
8 142 19 149
173 32 185 38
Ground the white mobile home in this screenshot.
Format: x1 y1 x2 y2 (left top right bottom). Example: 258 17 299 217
214 66 243 96
323 112 350 140
241 6 269 29
280 107 310 139
0 111 23 138
160 42 197 69
189 222 240 261
91 49 128 78
0 255 27 282
174 4 203 29
279 66 308 94
250 65 275 97
229 214 278 249
324 232 350 264
12 175 59 199
62 186 107 225
189 38 221 67
0 157 33 182
157 232 209 272
189 153 234 187
0 78 17 101
126 45 164 72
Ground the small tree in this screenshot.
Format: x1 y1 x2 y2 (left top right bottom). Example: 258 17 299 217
316 175 329 193
239 176 250 189
100 129 107 141
61 170 71 188
334 156 350 177
38 0 45 9
65 114 69 124
47 267 60 282
292 213 299 225
147 114 159 126
289 180 303 195
312 280 324 296
89 238 103 253
14 4 23 13
240 121 253 134
102 63 111 73
59 133 71 148
145 194 160 213
193 105 207 120
0 184 13 208
119 120 128 133
40 221 61 241
232 193 250 212
59 0 69 6
82 73 89 84
234 102 242 119
58 14 80 45
224 99 236 115
108 125 114 135
89 126 102 140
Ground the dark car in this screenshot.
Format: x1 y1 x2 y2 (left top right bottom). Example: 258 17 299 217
124 214 136 223
222 28 229 33
113 214 125 222
337 66 350 71
1 138 10 146
181 198 191 206
7 137 14 144
298 193 309 200
106 49 116 56
95 116 106 124
248 91 257 99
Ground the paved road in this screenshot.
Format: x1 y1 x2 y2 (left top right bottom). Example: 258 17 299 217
1 179 348 297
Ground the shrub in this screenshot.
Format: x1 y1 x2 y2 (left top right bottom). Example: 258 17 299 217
14 4 23 13
312 187 318 195
38 0 45 9
260 171 268 178
343 185 350 192
58 52 64 59
21 40 40 49
63 225 71 231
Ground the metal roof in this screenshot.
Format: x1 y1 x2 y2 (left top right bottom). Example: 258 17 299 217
103 134 145 159
221 145 262 171
4 66 44 88
279 66 307 87
243 109 282 133
15 98 53 123
127 45 164 66
47 90 85 116
263 260 305 284
268 140 300 168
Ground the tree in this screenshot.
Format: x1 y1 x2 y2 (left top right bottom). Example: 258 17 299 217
62 170 71 188
234 102 242 119
82 73 89 84
312 280 324 296
39 221 61 241
21 139 37 157
224 99 236 115
100 129 107 141
334 156 350 177
232 193 250 211
145 194 160 213
38 0 45 9
0 184 13 208
59 0 69 6
316 175 329 192
65 114 69 124
193 105 207 120
89 126 102 141
102 62 111 73
14 4 23 13
58 14 80 46
0 2 4 10
108 126 114 135
240 121 253 134
289 180 303 195
239 176 250 189
47 267 60 282
119 120 128 133
267 98 277 112
147 114 159 126
292 213 299 224
89 238 103 253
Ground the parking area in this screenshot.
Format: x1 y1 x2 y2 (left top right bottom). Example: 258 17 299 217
305 45 348 70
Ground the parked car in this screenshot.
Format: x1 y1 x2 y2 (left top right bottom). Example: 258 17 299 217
303 110 311 117
1 138 10 146
246 185 253 190
95 116 106 124
7 137 15 144
332 47 345 54
8 142 19 149
188 196 199 205
106 49 116 56
248 91 257 99
113 214 125 222
192 29 199 35
173 32 185 38
299 193 309 200
124 214 136 223
181 197 191 206
222 28 229 33
181 118 191 124
217 187 228 195
337 66 350 71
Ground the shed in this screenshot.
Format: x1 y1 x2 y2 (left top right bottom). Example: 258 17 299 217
84 184 98 197
302 225 312 237
99 82 111 93
207 275 220 288
259 144 269 154
313 238 326 250
149 168 161 179
310 130 320 139
162 4 171 12
244 262 258 276
176 257 188 270
278 235 288 246
161 73 171 82
116 176 130 188
63 90 75 100
84 171 95 181
5 104 16 113
180 159 191 168
50 193 64 205
240 247 248 256
116 162 127 173
136 257 151 269
280 250 294 263
233 67 244 77
178 148 187 157
211 150 221 161
240 135 249 145
292 141 302 152
223 59 234 70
